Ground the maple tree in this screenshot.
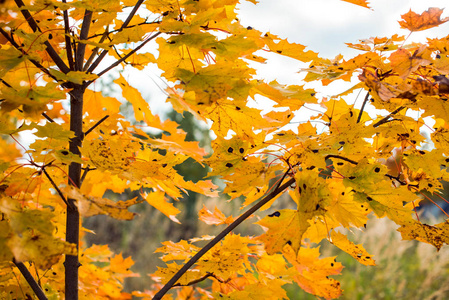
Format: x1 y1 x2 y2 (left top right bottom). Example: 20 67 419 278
1 0 449 299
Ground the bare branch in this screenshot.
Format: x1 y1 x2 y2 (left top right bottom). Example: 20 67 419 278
13 259 48 300
153 176 296 299
172 272 231 287
80 166 96 186
172 273 214 287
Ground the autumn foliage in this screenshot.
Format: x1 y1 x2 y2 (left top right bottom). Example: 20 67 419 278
1 0 449 299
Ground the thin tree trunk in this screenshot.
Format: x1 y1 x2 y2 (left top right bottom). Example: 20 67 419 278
65 85 84 300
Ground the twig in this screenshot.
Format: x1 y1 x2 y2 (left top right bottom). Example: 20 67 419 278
87 20 160 39
384 174 408 186
172 272 231 287
41 113 55 123
172 273 214 287
42 168 73 209
153 176 296 299
80 166 96 186
357 92 370 123
86 0 145 73
84 115 109 136
83 27 110 71
325 155 358 165
14 0 70 73
13 259 48 300
372 106 405 128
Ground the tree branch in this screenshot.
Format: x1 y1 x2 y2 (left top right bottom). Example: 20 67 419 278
14 0 70 73
372 106 405 128
83 27 110 71
84 115 109 136
153 176 296 299
86 0 145 73
13 259 48 300
80 166 96 186
42 168 73 209
325 155 358 165
75 10 93 71
41 113 55 123
62 0 75 70
357 92 370 123
172 272 230 287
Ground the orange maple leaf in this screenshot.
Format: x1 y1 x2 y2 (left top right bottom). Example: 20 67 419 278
399 7 449 32
341 0 371 9
198 205 235 226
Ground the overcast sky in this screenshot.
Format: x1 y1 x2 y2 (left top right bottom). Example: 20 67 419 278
126 1 449 115
238 0 449 57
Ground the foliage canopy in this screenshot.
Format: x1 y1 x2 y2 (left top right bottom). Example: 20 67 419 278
1 0 449 299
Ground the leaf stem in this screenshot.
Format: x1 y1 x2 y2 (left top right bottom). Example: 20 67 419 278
153 176 295 299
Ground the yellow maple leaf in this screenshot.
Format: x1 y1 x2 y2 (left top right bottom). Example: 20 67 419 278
397 220 449 250
155 240 200 262
283 246 343 299
142 191 181 224
330 231 375 266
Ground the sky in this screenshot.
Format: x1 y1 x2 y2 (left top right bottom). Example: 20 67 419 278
233 0 449 128
238 0 449 58
122 0 449 118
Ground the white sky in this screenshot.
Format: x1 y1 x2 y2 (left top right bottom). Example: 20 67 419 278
125 0 449 117
234 0 449 128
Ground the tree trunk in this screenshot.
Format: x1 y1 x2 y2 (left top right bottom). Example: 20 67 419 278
65 85 84 300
